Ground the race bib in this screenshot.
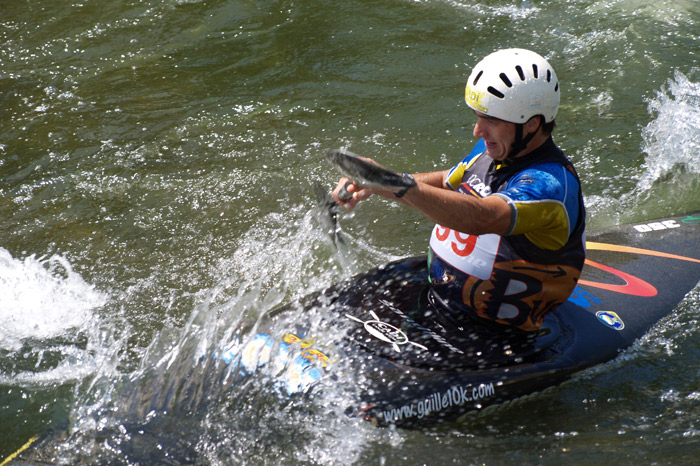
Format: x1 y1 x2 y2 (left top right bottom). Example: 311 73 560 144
429 225 500 280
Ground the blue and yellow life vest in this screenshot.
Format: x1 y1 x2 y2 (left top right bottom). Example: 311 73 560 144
428 137 586 331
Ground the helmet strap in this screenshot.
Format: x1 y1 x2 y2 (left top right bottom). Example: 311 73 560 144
506 120 538 160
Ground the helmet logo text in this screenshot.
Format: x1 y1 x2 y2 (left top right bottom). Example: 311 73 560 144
465 86 489 113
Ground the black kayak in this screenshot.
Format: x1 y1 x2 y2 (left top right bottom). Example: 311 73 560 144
220 211 700 427
7 211 700 465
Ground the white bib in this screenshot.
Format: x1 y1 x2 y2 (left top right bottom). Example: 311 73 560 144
429 225 500 280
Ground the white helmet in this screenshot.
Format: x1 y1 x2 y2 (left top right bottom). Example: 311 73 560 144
465 48 559 124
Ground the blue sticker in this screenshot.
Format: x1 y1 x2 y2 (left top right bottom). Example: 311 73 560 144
568 286 603 308
596 311 625 330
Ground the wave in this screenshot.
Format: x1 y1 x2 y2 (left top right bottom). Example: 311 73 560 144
584 69 700 225
639 69 700 191
0 249 108 387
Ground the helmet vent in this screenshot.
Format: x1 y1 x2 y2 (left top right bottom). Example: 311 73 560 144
515 65 525 81
499 73 513 88
555 82 559 92
487 86 505 99
473 70 484 86
532 64 539 79
546 69 552 82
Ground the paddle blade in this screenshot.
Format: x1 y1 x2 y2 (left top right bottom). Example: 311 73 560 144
325 149 415 193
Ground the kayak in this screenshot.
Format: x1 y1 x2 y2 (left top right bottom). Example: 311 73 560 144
222 210 700 427
8 212 700 465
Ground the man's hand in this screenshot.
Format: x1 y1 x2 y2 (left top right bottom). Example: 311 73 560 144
332 177 373 210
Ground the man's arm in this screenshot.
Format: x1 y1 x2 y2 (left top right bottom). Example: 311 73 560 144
332 169 512 236
399 181 511 236
332 169 448 210
412 170 448 188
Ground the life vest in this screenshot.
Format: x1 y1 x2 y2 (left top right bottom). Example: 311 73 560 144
428 138 586 331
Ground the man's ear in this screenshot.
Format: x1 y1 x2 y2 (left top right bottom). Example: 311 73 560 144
526 116 542 133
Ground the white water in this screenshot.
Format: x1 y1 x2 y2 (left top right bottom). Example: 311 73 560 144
583 69 700 225
0 250 100 351
0 249 110 387
639 70 700 191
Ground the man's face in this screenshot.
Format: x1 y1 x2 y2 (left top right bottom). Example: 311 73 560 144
472 112 516 161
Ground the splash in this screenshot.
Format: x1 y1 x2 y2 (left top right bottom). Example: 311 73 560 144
638 70 700 191
0 249 107 386
58 283 376 465
32 206 389 464
586 69 700 224
0 249 105 351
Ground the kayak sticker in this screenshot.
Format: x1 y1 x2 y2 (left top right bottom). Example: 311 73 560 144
633 220 680 232
586 242 700 264
220 332 332 394
579 258 658 297
380 298 465 355
596 311 625 330
567 286 603 308
346 311 428 353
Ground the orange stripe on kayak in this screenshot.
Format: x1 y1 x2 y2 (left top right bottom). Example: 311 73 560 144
586 241 700 264
579 259 658 297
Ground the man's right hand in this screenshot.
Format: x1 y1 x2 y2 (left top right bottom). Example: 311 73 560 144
332 177 373 210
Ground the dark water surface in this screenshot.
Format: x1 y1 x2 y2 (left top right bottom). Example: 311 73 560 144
2 0 700 464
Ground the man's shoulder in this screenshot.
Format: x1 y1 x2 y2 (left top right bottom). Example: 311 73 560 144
503 162 579 201
516 161 574 179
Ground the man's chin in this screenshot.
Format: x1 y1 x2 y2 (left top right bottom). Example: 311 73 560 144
486 149 506 161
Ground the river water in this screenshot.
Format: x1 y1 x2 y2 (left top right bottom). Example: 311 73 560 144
1 0 699 464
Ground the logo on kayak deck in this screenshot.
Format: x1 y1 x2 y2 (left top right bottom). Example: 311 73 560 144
346 311 428 353
596 311 625 330
633 220 681 232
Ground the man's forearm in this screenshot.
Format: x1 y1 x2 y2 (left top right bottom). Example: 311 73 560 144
399 180 512 236
413 170 448 188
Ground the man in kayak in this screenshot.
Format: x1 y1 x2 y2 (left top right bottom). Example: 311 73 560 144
332 48 586 332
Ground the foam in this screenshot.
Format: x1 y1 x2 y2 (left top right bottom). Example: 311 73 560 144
639 70 700 191
0 248 106 351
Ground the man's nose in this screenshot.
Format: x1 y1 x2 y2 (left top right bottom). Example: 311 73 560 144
473 120 484 139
